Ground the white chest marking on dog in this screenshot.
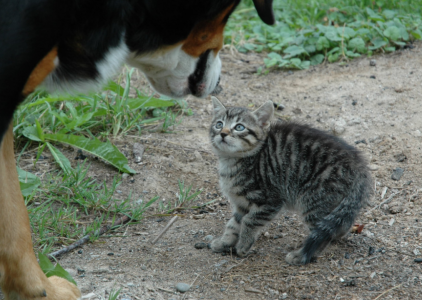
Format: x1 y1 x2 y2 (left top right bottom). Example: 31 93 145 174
43 38 129 94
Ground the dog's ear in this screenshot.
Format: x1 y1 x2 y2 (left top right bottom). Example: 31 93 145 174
253 0 275 25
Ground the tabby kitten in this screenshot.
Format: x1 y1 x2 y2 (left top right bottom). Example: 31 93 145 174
209 97 372 265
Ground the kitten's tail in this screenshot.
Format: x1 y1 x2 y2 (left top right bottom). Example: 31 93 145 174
300 176 372 264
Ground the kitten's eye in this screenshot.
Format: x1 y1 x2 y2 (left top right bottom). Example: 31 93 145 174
235 124 245 131
216 121 223 129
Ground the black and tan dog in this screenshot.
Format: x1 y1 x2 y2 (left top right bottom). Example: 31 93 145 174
0 0 274 299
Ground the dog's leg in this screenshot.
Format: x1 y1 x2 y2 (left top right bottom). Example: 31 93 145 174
0 47 81 299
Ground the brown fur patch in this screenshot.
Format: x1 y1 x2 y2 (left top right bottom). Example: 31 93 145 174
0 124 80 299
182 4 235 57
22 47 58 96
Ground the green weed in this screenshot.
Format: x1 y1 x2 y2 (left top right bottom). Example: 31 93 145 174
224 0 422 71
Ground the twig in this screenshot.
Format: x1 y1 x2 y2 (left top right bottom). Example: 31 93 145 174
48 215 132 259
372 283 403 300
150 216 178 244
365 192 400 214
157 287 174 294
181 273 200 300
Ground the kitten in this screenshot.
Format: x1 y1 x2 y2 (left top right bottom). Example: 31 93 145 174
209 97 372 265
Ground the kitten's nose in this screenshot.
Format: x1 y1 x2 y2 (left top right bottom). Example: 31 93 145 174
220 132 228 139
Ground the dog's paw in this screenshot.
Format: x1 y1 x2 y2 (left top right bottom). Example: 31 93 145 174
46 276 81 300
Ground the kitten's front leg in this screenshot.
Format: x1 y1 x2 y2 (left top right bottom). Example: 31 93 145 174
235 204 280 257
211 211 244 253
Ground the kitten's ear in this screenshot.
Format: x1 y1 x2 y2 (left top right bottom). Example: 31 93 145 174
211 96 226 114
253 101 274 128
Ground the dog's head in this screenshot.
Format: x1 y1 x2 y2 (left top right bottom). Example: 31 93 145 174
126 0 274 98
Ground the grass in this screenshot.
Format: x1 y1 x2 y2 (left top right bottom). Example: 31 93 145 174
14 69 202 256
224 0 422 71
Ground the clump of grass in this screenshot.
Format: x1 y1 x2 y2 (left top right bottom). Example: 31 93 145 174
14 69 193 253
158 181 202 214
225 0 422 70
27 162 158 253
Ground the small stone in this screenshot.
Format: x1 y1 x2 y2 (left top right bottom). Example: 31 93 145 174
264 232 270 238
281 293 288 299
391 168 404 181
272 103 285 111
345 253 350 259
368 247 375 256
176 283 191 293
127 282 135 287
292 107 302 114
133 143 144 163
78 249 83 254
352 100 357 106
107 252 114 256
370 59 376 66
413 249 421 256
220 288 226 292
355 139 367 145
414 258 422 263
122 173 129 179
204 235 214 242
370 272 376 279
331 118 346 135
413 130 422 137
389 218 395 226
195 242 207 249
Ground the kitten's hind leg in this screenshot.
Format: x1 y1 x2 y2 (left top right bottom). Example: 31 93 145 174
211 211 244 253
235 204 280 257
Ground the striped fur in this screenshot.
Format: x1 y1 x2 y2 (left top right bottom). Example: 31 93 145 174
209 97 372 264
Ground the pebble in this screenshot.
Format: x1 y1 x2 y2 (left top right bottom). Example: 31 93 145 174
204 235 214 242
195 242 207 249
391 168 404 181
127 282 135 287
331 118 346 135
281 293 288 299
107 252 114 256
414 258 422 263
78 249 83 254
370 59 376 66
122 173 129 179
176 283 191 293
220 288 226 292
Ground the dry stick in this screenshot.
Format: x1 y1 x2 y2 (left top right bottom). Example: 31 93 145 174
181 273 200 300
372 283 403 300
150 216 178 244
48 215 132 259
365 191 400 214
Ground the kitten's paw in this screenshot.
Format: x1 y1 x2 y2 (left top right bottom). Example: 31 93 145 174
210 238 232 253
285 250 305 265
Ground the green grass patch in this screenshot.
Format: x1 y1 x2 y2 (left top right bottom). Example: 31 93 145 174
13 69 198 254
225 0 422 70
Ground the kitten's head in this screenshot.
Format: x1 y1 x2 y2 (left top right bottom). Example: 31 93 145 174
209 97 274 158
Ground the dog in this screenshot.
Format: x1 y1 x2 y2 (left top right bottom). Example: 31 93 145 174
0 0 274 299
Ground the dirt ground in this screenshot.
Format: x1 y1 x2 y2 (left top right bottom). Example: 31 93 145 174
7 42 422 300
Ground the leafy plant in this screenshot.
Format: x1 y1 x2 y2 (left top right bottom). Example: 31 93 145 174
38 252 77 285
14 69 181 175
224 0 422 71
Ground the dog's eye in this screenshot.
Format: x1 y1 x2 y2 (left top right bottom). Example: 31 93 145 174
216 121 223 129
235 124 245 131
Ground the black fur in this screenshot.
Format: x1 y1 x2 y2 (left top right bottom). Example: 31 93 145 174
0 0 252 143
